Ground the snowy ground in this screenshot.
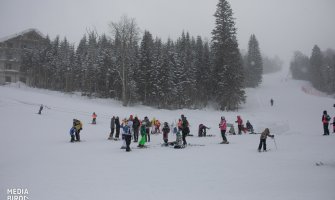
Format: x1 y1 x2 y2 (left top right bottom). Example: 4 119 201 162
1 70 335 200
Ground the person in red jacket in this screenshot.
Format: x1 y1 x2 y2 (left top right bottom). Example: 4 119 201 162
322 110 331 135
235 116 243 135
92 112 97 124
219 116 229 144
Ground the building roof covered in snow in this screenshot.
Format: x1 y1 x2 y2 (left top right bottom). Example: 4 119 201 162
0 28 45 43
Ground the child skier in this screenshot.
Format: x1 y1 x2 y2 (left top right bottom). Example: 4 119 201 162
120 119 132 152
258 128 274 152
138 122 147 148
73 119 83 142
162 122 170 146
246 120 255 134
227 123 236 135
219 116 229 144
92 112 97 124
69 127 76 142
174 130 184 149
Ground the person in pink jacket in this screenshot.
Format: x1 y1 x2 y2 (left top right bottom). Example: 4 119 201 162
219 116 229 144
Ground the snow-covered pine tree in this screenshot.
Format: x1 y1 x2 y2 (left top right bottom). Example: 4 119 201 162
194 36 211 107
138 30 154 105
211 0 245 110
309 45 323 91
74 35 87 92
174 32 188 108
290 51 310 80
96 34 113 97
245 34 263 88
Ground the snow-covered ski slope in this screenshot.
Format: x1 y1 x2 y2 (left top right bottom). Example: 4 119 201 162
1 69 334 200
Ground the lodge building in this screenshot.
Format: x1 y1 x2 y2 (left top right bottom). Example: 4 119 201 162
0 29 47 85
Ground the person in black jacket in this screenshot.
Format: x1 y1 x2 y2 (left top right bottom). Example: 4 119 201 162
162 122 170 146
108 116 115 140
133 116 140 142
181 115 189 146
115 116 121 139
143 116 151 142
198 124 210 137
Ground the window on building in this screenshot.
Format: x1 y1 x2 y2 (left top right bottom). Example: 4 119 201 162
5 63 12 70
5 76 12 82
7 43 13 48
20 77 26 83
7 53 13 60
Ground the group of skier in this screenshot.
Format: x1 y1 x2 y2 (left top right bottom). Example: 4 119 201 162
68 112 277 152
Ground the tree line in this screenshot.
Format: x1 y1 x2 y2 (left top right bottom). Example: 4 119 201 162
290 45 335 94
20 0 270 110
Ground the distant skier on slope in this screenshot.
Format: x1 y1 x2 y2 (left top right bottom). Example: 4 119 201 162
138 122 147 148
115 116 120 139
69 127 76 143
73 119 83 142
92 112 97 124
258 128 274 152
38 104 43 114
219 116 229 144
133 116 140 142
108 116 115 140
198 124 210 137
332 117 335 133
143 116 151 142
174 130 184 149
181 114 190 146
235 116 244 134
270 98 274 106
322 110 331 135
162 122 170 146
246 120 255 134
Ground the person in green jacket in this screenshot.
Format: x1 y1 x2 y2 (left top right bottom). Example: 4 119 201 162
138 122 147 148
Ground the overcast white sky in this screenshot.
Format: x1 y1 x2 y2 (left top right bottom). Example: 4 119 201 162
1 0 335 65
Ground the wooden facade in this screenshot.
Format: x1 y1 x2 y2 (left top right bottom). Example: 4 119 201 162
0 29 47 85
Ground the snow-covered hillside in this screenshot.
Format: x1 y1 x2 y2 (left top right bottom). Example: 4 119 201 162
1 70 334 200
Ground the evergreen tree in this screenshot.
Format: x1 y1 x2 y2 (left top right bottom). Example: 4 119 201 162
290 51 310 80
138 30 154 104
211 0 245 110
245 34 263 87
309 45 323 90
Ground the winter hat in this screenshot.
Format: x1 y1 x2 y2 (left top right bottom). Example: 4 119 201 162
323 110 327 115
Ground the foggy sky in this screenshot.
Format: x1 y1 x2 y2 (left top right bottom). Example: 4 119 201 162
1 0 335 65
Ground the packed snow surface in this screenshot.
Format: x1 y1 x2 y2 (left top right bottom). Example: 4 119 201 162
1 70 334 200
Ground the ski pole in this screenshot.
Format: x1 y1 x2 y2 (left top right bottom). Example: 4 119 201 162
273 136 277 150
